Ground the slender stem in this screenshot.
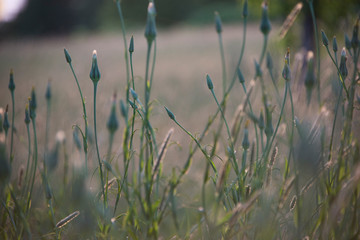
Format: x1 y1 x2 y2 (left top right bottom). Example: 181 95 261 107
116 1 130 86
218 33 227 97
10 91 15 164
69 63 88 175
129 51 136 150
285 86 295 180
44 98 51 174
258 34 268 68
23 124 32 198
93 83 106 211
26 119 38 215
308 1 321 107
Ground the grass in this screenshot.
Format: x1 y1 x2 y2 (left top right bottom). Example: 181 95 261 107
1 0 360 239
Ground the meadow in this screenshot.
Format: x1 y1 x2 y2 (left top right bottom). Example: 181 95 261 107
0 0 360 239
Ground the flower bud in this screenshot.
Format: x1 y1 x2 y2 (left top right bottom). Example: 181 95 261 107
89 50 101 84
214 12 222 34
282 48 291 81
237 68 245 83
64 48 72 64
339 48 348 78
129 36 134 53
259 110 264 130
107 94 119 135
243 0 248 18
73 128 82 151
3 105 10 135
8 69 15 92
130 88 138 100
321 30 329 47
345 34 351 51
45 80 51 101
332 36 338 53
24 104 30 125
264 105 273 138
144 2 157 43
30 88 37 120
165 107 175 121
120 99 127 119
266 52 273 71
206 74 214 90
254 60 262 77
304 51 315 90
351 18 359 50
242 121 250 150
260 2 271 36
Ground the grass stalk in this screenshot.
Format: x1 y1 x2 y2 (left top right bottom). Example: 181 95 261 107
9 91 14 164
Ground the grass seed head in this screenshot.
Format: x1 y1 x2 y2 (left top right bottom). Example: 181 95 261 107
289 195 297 211
145 2 157 43
321 30 329 47
242 120 250 150
214 11 222 34
206 74 214 90
339 48 348 78
8 69 15 92
64 48 72 64
260 1 271 36
332 36 338 52
89 50 101 84
56 211 80 229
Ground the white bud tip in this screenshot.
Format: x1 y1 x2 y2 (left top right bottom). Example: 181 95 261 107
341 47 346 56
307 51 314 61
56 130 66 143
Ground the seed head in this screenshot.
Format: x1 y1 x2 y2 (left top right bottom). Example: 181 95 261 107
282 48 291 81
107 94 119 135
45 80 51 101
165 106 175 121
129 35 134 53
89 50 101 84
260 1 271 36
243 0 248 18
8 69 15 92
237 68 245 83
351 17 359 50
320 30 329 47
339 47 348 78
345 34 352 51
332 36 338 53
55 211 80 229
145 2 157 43
64 48 72 64
206 74 214 90
214 12 222 34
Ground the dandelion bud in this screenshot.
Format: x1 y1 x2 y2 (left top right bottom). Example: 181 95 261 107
254 60 262 77
64 48 72 64
165 107 175 121
237 68 245 83
260 2 271 36
8 69 15 92
259 110 264 130
266 52 273 71
242 121 250 150
144 2 157 43
120 99 127 119
214 12 222 34
351 18 359 50
332 36 338 53
89 50 101 84
206 74 214 90
24 104 30 125
320 30 329 47
345 34 352 51
243 0 248 18
129 36 134 53
339 48 348 78
282 48 291 81
45 80 51 101
3 105 10 135
107 95 119 135
30 88 37 120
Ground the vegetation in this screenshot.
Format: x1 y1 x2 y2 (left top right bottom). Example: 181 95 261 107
1 0 360 239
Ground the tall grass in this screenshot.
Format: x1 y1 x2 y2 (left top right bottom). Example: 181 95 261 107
0 1 360 239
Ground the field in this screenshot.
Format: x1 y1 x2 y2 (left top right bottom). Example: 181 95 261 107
1 1 360 239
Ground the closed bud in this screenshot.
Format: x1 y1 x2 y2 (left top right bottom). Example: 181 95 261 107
259 109 264 130
265 105 273 138
339 48 348 78
266 52 273 70
120 99 127 119
237 68 245 83
206 74 214 90
3 105 10 135
89 50 101 84
214 12 222 33
321 30 329 47
260 2 271 36
45 80 51 101
305 51 315 89
243 0 248 18
107 94 119 134
242 121 250 150
145 2 157 43
30 88 37 120
24 104 30 125
8 69 15 92
345 34 352 51
332 36 338 53
165 107 175 121
254 60 262 77
73 128 82 151
64 48 72 64
351 18 359 50
130 88 138 100
129 36 134 53
282 48 291 81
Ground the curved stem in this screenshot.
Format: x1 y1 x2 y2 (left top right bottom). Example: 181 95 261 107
26 119 38 215
10 91 15 164
218 32 227 97
23 124 32 198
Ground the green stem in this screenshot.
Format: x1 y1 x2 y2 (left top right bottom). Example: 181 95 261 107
218 32 227 97
258 34 268 68
44 98 51 174
23 124 32 198
308 1 321 107
26 119 38 215
10 91 15 164
93 83 106 211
